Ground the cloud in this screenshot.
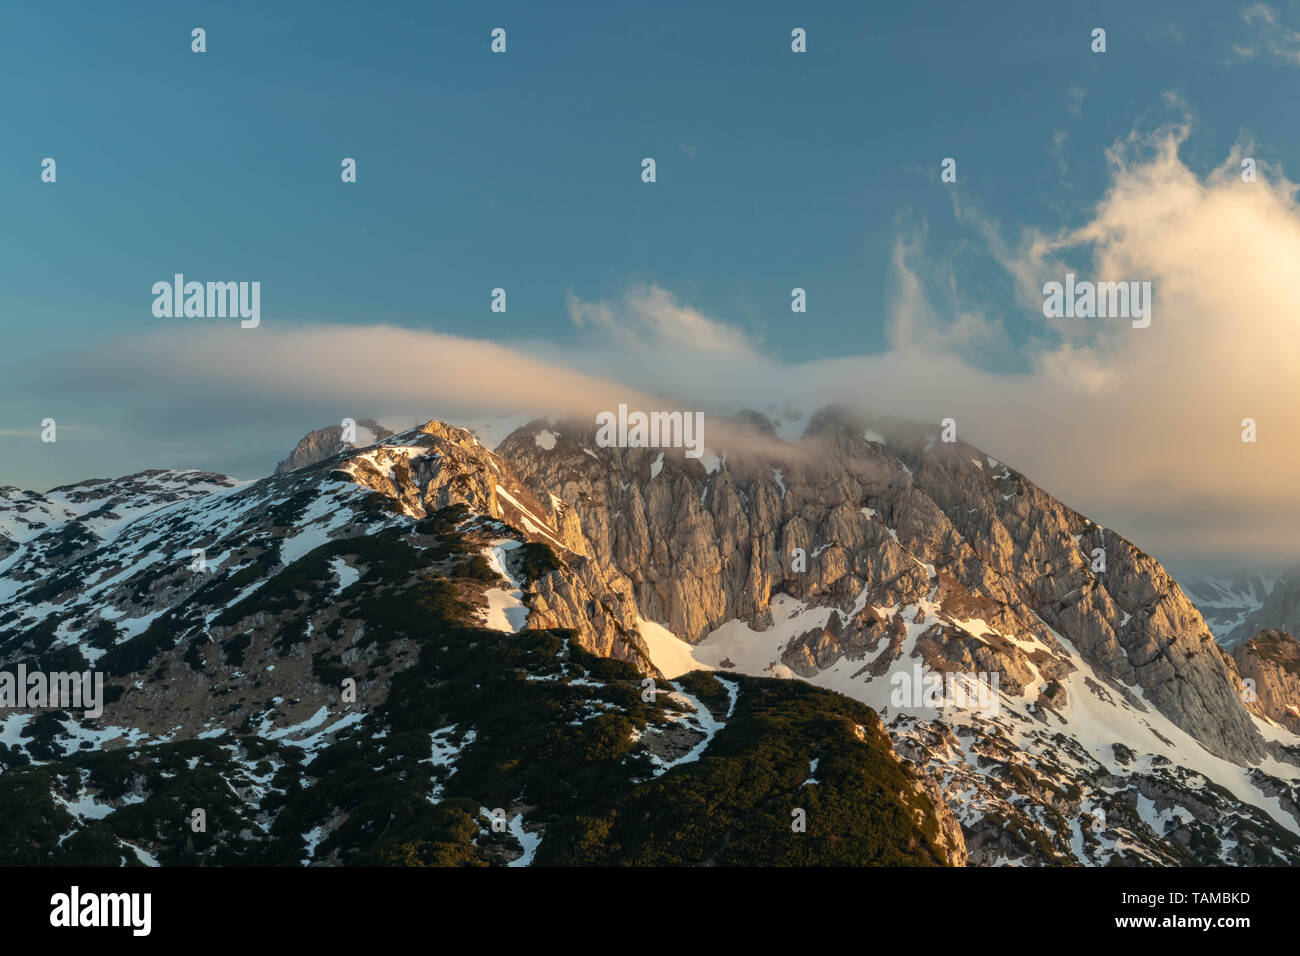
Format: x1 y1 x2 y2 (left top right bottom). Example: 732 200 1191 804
566 283 760 357
1066 84 1086 117
886 232 1008 354
1048 129 1072 184
1233 3 1300 65
55 324 665 424
554 119 1300 570
901 117 1300 568
11 116 1300 571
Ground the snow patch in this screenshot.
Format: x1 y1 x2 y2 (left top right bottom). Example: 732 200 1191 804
638 616 712 679
479 540 528 633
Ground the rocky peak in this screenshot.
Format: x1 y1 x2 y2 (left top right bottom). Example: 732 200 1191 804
497 409 1266 764
274 418 394 475
1234 629 1300 733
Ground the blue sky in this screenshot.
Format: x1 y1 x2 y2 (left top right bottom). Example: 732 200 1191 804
3 0 1293 363
4 1 1300 570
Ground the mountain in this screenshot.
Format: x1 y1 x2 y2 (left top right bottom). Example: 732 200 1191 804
1181 572 1279 647
0 420 961 866
1223 570 1300 648
1 410 1298 866
273 418 394 475
497 408 1300 864
1181 570 1300 738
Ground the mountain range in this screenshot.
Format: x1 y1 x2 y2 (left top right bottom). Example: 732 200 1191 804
2 408 1299 866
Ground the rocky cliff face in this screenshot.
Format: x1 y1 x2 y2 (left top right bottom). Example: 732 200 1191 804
498 408 1264 765
1234 629 1300 733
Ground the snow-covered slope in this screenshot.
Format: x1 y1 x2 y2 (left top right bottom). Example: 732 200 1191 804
636 589 1300 864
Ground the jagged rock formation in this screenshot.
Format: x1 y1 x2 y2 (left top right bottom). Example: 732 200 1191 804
331 421 650 668
1235 629 1300 733
499 408 1264 765
273 418 393 474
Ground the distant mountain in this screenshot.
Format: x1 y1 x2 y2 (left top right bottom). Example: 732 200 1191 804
1180 572 1280 647
2 410 1298 866
1224 571 1300 647
1181 571 1300 736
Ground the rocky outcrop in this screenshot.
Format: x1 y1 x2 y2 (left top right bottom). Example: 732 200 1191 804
886 739 969 867
335 421 654 672
274 418 393 474
1235 629 1300 732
